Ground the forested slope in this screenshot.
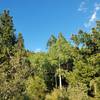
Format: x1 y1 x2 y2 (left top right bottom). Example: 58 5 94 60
0 10 100 100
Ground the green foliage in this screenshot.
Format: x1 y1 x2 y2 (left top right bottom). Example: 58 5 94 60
0 10 16 64
0 10 100 100
47 34 57 47
90 77 100 98
25 76 46 100
17 32 24 49
45 88 69 100
67 83 89 100
0 10 33 100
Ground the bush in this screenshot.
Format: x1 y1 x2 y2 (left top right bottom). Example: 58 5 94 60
25 76 46 100
45 88 69 100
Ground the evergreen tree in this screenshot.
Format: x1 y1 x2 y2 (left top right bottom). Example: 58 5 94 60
0 10 33 100
17 32 24 49
47 34 57 48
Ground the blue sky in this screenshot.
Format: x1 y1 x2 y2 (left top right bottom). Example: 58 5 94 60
0 0 100 51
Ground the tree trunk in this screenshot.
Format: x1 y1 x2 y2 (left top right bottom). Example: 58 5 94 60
59 74 62 90
59 62 62 90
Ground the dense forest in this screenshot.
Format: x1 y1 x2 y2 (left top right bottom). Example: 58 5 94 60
0 10 100 100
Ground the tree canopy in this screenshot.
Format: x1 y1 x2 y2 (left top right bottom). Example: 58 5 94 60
0 10 100 100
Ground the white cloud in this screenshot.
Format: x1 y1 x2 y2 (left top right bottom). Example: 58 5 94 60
78 1 87 12
84 3 100 28
95 3 100 11
89 12 96 22
34 48 41 52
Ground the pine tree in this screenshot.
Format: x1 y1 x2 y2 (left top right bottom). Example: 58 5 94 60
47 34 57 48
0 10 16 64
17 32 24 49
0 10 33 100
